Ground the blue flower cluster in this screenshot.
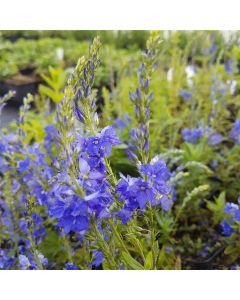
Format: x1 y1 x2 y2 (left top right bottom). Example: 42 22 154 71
48 125 121 234
221 201 240 237
115 160 171 224
181 127 203 144
128 33 161 164
0 126 55 269
181 124 222 145
7 33 240 270
19 252 48 270
0 109 174 270
0 34 176 270
230 119 240 144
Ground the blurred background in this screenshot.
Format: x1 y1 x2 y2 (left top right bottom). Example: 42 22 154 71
0 30 239 128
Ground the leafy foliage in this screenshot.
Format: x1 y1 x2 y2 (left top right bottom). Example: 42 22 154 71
1 31 240 270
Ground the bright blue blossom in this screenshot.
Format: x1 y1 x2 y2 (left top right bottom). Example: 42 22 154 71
130 179 155 209
221 220 234 237
49 195 89 234
221 201 240 237
140 160 170 184
224 202 238 214
83 126 121 157
65 262 78 270
115 160 172 223
18 157 31 173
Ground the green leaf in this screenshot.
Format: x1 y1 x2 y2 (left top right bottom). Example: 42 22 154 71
207 192 225 223
184 161 213 175
182 184 209 208
126 235 145 263
157 246 166 266
39 84 63 103
216 192 226 207
224 245 237 255
144 251 153 270
122 252 144 270
102 260 112 270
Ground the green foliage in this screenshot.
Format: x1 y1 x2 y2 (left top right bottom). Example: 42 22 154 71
207 192 226 224
122 252 144 270
1 31 240 270
39 66 68 104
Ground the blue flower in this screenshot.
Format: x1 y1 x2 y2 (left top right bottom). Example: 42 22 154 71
222 202 240 232
210 159 218 169
19 218 28 234
207 133 222 145
234 210 240 222
19 255 31 270
130 179 155 209
140 160 171 197
182 125 222 146
230 119 240 144
230 265 240 270
38 252 48 266
209 42 216 55
18 252 48 270
18 157 31 173
116 160 172 222
140 160 170 184
84 126 121 157
160 195 171 211
221 220 234 237
116 176 155 210
224 59 234 74
115 209 133 225
204 126 222 146
0 250 15 270
181 128 203 144
114 118 126 130
50 197 89 234
179 89 192 101
224 202 238 214
44 125 58 154
0 143 5 153
65 262 78 270
92 251 104 267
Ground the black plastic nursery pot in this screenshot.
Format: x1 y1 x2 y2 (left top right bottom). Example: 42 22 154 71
0 74 41 104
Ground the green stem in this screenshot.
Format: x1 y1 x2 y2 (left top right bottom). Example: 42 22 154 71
148 203 156 270
92 222 118 269
109 219 130 255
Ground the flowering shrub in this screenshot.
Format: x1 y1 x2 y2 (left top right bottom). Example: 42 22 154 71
1 31 240 270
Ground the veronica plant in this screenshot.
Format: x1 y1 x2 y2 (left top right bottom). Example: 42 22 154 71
2 32 240 270
129 32 161 164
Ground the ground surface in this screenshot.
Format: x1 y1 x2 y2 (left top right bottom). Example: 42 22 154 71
0 104 19 129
